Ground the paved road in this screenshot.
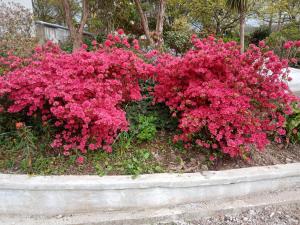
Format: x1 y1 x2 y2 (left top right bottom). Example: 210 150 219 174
161 203 300 225
288 67 300 94
1 188 299 225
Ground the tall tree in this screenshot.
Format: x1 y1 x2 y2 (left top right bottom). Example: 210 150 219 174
226 0 250 53
255 0 300 32
167 0 240 37
134 0 166 49
33 0 64 24
190 0 240 36
33 0 81 25
61 0 89 50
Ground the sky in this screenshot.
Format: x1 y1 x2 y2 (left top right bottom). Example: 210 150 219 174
7 0 33 12
247 18 260 27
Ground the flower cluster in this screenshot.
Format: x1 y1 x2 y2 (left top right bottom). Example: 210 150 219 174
0 39 153 155
153 36 298 157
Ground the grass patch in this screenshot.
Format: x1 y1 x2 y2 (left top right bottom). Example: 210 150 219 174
0 134 165 177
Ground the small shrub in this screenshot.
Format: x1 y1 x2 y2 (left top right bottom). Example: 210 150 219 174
164 17 193 55
153 36 298 157
0 33 154 155
125 79 178 132
249 26 271 46
165 31 192 55
267 22 300 67
286 104 300 144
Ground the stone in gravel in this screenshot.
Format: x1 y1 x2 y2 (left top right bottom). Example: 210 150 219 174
288 218 299 224
286 158 293 163
224 215 232 221
56 215 64 219
270 212 275 218
201 165 208 171
249 209 255 215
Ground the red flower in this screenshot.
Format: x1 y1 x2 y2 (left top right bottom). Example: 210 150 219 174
283 41 293 49
15 122 24 129
209 155 216 161
104 40 113 47
277 128 286 136
76 156 84 165
117 29 124 35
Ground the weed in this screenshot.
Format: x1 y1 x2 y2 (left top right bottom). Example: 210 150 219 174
136 115 157 142
123 149 163 178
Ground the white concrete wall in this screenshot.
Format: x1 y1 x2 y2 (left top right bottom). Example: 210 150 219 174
0 163 299 216
35 21 70 44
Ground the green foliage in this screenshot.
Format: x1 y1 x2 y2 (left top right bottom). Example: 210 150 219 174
59 39 73 53
1 124 37 173
222 35 240 43
249 26 271 45
88 0 139 35
126 100 178 130
125 80 178 132
286 104 300 144
32 0 79 25
164 17 193 54
226 0 250 13
123 149 163 178
113 95 178 152
170 0 240 36
165 31 192 54
59 37 94 53
0 129 164 176
114 131 133 152
136 115 157 142
268 22 300 44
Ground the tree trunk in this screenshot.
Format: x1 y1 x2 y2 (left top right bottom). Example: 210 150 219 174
239 12 245 53
268 13 273 31
277 11 282 31
215 22 221 36
62 0 89 51
134 0 154 46
73 35 83 50
155 0 165 49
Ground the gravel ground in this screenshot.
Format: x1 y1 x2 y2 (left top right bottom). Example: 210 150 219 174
162 203 300 225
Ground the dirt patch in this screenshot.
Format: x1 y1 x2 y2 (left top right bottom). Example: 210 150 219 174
139 131 300 173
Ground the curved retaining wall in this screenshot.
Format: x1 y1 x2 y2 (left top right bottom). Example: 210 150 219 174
0 163 299 216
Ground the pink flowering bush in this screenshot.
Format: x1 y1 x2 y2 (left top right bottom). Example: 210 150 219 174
0 36 154 155
1 29 299 161
153 36 299 157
